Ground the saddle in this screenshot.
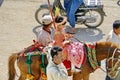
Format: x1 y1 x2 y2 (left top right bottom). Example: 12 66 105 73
18 40 44 57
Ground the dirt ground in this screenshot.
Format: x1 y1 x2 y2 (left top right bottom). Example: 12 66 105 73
0 0 120 80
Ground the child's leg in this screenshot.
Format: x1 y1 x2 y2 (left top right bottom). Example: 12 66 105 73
71 63 81 73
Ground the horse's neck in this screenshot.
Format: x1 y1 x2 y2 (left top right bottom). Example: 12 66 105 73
96 44 120 62
96 48 108 62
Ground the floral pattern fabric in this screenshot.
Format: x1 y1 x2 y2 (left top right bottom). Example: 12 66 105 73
66 42 85 68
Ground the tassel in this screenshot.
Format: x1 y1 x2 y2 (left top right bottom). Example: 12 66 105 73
26 74 35 80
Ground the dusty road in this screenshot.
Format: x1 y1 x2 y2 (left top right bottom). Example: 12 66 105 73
0 0 120 80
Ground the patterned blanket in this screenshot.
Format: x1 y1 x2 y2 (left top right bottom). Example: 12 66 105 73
63 42 86 69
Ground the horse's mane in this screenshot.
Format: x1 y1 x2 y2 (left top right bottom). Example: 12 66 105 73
95 41 120 53
96 41 119 49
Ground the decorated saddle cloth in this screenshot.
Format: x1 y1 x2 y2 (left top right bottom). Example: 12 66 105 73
65 42 86 68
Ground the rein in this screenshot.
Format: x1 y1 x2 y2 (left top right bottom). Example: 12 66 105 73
106 47 120 79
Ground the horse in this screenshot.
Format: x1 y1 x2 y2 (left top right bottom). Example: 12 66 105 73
8 41 120 80
71 41 120 80
8 42 49 80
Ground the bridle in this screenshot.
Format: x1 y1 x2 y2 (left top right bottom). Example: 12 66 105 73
106 46 120 79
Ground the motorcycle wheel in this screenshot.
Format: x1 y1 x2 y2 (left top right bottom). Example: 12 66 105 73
84 10 104 28
117 0 120 6
35 7 50 24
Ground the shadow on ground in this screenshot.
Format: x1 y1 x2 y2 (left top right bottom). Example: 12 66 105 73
33 25 105 43
73 27 105 42
32 25 42 38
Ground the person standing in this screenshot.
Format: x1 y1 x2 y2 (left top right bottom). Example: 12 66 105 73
106 20 120 46
64 0 83 34
106 20 120 80
47 46 68 80
37 14 53 46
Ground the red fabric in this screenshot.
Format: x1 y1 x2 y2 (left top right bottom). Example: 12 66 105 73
63 60 71 70
82 51 86 65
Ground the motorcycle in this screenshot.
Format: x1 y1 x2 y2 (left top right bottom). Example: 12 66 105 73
117 0 120 6
35 0 106 28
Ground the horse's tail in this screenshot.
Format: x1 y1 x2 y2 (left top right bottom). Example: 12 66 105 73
8 53 18 80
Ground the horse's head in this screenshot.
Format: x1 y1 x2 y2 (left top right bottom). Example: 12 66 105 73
95 41 120 79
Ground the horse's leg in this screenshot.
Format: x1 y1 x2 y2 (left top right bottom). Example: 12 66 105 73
18 72 27 80
73 74 89 80
73 72 83 80
31 59 41 80
72 71 90 80
18 71 40 80
83 74 89 80
33 72 40 80
18 73 26 80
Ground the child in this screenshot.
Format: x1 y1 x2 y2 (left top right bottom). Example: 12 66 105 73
53 16 81 73
106 20 120 46
53 16 72 47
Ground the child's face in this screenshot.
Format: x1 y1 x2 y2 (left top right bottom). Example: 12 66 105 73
114 27 120 35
